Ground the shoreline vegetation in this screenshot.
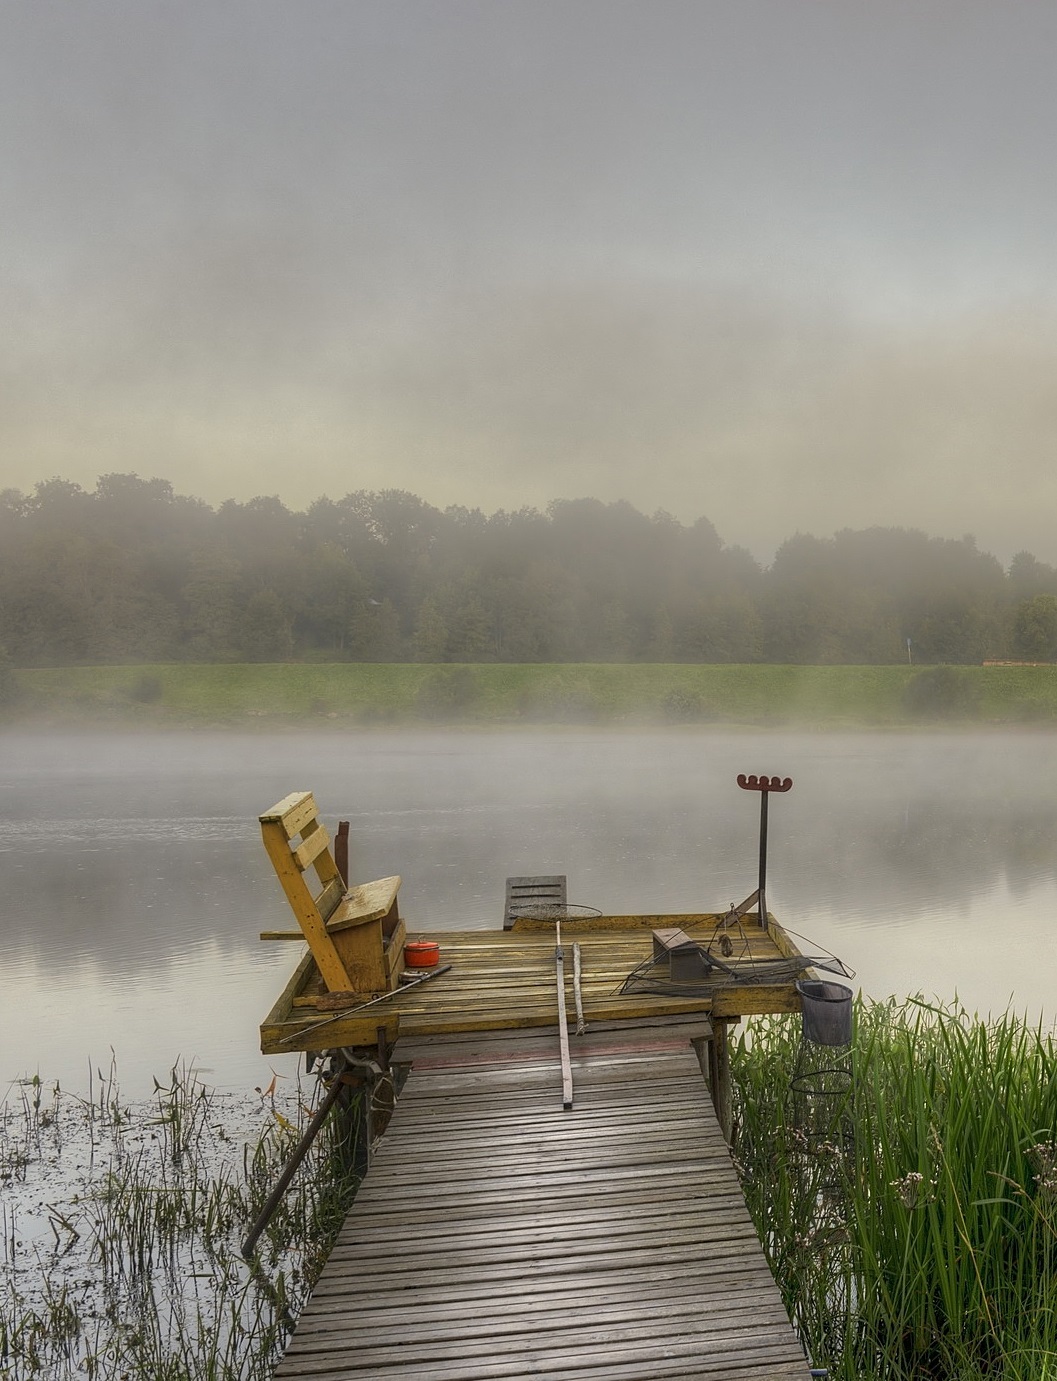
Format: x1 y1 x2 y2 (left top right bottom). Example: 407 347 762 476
5 660 1057 729
9 1000 1057 1379
734 998 1057 1380
1 1063 362 1381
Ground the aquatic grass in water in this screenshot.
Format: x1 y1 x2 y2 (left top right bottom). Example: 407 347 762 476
0 1063 363 1380
732 997 1057 1379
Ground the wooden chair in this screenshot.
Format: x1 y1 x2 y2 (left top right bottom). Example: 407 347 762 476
259 791 405 997
504 875 567 929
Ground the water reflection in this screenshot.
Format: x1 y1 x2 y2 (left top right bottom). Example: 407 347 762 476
2 729 1057 1094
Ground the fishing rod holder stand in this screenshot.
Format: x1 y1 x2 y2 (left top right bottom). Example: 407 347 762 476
733 773 793 931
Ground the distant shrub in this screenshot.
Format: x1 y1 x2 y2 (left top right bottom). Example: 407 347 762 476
516 683 607 723
661 687 711 722
127 672 163 704
0 643 18 707
415 666 480 719
902 665 982 720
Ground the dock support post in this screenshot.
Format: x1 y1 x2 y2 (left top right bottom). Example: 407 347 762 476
690 1035 709 1081
332 1074 373 1179
708 1019 732 1143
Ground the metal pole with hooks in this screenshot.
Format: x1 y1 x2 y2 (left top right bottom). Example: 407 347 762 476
735 773 793 931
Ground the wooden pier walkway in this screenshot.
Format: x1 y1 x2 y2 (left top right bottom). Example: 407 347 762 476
275 1024 811 1380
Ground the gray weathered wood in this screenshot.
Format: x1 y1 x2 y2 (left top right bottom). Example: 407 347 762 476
504 873 567 929
274 1033 810 1380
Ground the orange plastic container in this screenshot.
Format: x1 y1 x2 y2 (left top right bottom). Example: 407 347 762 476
405 940 441 969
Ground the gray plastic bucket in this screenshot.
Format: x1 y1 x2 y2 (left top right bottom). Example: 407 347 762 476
796 979 853 1046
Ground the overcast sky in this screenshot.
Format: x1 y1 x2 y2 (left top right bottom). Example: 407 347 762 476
3 1 1057 563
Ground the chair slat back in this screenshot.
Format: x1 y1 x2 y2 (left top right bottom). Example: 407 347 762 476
259 792 353 991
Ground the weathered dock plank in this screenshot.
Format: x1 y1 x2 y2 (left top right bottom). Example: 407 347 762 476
262 919 805 1055
275 1036 810 1380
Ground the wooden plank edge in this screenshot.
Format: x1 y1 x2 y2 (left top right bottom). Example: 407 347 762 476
260 946 314 1030
261 1011 400 1056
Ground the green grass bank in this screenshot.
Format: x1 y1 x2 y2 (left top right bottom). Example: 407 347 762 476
7 660 1057 728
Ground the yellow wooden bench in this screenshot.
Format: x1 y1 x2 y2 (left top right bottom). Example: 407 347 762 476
259 791 406 998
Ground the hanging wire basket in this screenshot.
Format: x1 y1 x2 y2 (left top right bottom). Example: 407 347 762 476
795 978 854 1047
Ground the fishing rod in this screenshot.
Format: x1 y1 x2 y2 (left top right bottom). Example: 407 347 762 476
277 963 452 1047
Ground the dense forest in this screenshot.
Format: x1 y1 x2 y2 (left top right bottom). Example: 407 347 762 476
2 474 1057 667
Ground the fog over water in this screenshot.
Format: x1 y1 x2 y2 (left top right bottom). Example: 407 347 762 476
3 728 1057 1096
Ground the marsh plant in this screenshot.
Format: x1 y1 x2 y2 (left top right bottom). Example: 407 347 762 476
0 1061 363 1380
732 997 1057 1379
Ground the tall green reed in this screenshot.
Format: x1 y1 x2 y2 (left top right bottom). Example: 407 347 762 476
732 997 1057 1380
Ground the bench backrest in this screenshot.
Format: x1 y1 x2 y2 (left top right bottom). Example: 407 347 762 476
260 791 404 997
260 791 361 992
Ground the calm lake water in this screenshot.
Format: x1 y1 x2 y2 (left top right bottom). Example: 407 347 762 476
4 727 1057 1097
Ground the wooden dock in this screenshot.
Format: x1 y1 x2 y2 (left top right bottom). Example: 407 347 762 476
261 915 807 1146
275 1024 812 1380
262 919 804 1049
256 790 826 1379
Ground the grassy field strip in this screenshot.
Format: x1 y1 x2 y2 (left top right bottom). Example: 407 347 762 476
9 660 1057 726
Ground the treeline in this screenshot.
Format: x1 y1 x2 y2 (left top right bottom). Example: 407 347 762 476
2 474 1057 666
